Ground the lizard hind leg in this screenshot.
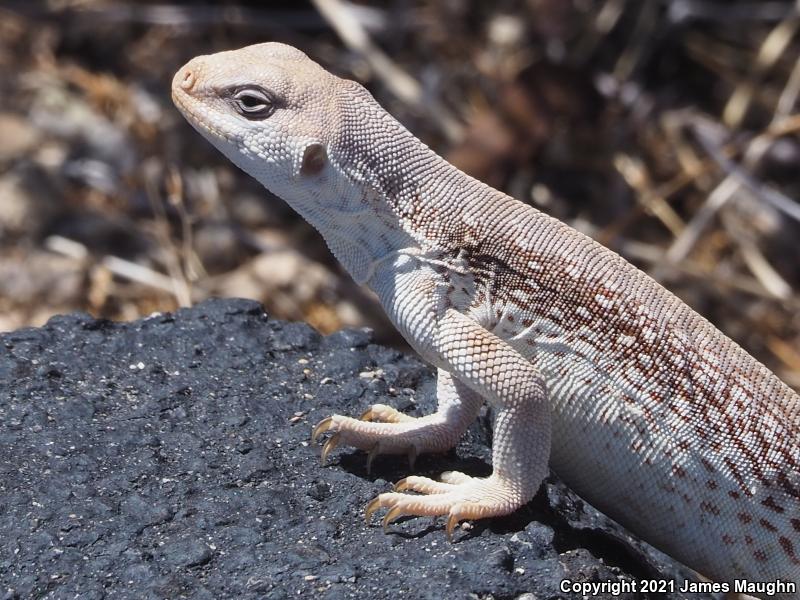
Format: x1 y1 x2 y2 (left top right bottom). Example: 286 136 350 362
311 369 483 473
364 405 549 541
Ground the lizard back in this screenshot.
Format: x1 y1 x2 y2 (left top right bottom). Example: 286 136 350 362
434 183 800 583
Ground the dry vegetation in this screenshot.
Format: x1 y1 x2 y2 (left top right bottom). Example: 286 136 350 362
0 0 798 387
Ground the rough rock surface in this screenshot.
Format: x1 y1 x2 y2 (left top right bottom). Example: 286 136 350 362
0 298 712 599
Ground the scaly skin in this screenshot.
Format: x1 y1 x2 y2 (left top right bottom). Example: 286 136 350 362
172 42 800 595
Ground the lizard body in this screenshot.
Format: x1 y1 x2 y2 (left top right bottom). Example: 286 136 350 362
172 43 800 593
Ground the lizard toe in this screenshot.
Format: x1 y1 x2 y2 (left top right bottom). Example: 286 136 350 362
394 475 455 494
311 410 455 468
438 470 474 485
360 403 415 423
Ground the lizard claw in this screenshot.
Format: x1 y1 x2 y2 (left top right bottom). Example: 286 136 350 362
365 496 382 524
446 512 461 542
321 433 340 465
365 493 406 530
312 416 334 444
393 477 411 492
313 417 341 465
382 505 405 532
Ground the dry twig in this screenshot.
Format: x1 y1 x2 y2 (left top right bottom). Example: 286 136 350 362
311 0 462 142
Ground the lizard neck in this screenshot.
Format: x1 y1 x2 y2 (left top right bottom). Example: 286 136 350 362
296 85 527 285
288 185 418 286
284 93 448 285
327 93 484 261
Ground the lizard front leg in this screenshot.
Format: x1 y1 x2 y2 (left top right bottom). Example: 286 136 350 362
364 308 552 539
314 299 552 539
313 368 483 472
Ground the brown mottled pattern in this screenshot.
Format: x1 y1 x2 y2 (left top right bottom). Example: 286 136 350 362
390 175 800 584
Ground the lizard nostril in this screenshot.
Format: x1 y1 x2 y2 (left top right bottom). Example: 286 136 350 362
180 69 195 91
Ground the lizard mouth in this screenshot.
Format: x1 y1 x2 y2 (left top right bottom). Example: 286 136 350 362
171 88 233 144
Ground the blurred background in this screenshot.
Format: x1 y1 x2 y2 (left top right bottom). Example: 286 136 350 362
0 0 798 389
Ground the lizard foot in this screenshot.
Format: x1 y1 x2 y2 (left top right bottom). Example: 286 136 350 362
365 472 524 541
312 405 456 473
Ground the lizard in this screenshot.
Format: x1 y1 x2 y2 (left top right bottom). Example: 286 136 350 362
171 42 800 593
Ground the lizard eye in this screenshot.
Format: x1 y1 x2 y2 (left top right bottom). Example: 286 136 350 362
231 87 275 119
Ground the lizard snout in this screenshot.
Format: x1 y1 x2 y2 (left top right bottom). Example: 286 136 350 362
175 66 196 93
179 69 195 91
172 57 207 97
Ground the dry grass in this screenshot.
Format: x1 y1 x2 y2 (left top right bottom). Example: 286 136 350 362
0 0 797 385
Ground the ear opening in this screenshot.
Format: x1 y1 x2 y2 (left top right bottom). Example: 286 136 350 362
300 142 328 176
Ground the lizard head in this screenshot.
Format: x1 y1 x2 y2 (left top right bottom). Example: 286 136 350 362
172 42 424 283
171 42 362 204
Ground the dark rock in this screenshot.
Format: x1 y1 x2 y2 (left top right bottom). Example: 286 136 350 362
322 327 373 349
0 298 709 599
161 537 215 568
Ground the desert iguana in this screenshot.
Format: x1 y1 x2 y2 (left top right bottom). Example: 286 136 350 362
172 42 800 594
